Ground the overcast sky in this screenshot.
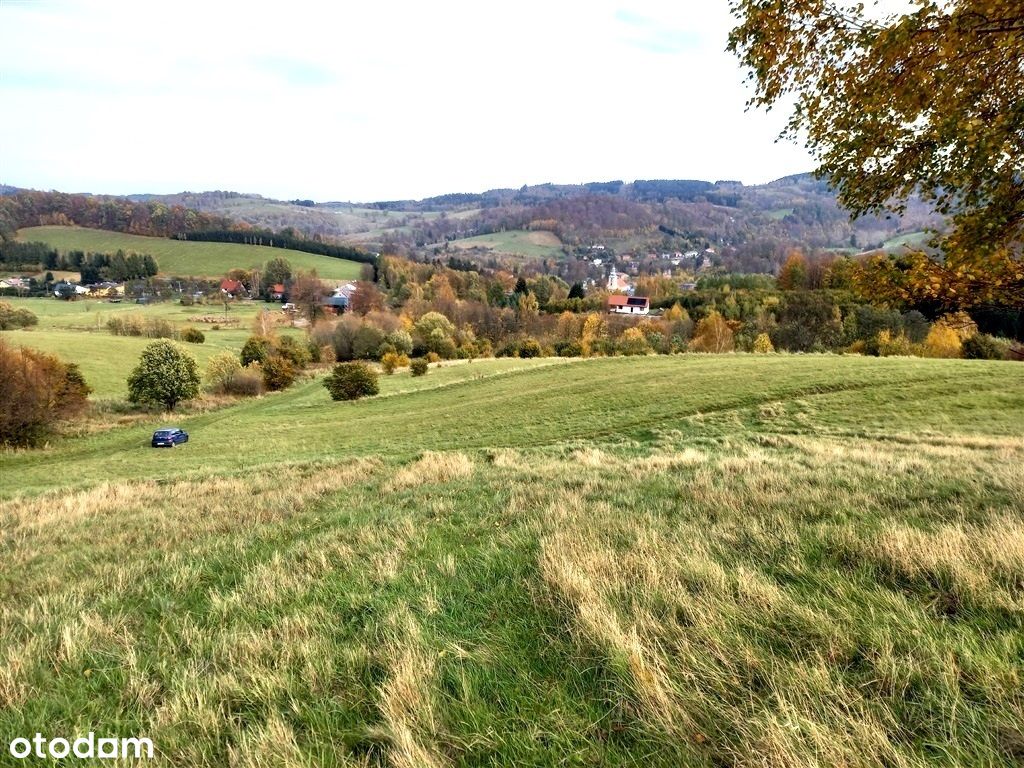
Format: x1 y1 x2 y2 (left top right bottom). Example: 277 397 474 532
0 0 817 202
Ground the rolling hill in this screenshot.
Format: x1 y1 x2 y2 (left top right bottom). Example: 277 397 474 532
16 226 364 281
1 353 1021 765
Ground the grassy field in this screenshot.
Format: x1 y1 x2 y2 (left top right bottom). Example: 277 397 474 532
1 354 1022 766
883 230 931 251
17 226 364 281
0 297 296 397
447 230 565 259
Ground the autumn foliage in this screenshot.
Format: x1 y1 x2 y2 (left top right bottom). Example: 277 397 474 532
0 339 91 446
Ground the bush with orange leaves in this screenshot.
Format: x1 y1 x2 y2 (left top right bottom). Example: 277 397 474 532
0 339 91 446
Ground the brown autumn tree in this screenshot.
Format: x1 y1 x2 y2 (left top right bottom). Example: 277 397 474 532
0 340 91 446
289 270 326 323
777 250 809 290
349 280 385 316
729 0 1024 308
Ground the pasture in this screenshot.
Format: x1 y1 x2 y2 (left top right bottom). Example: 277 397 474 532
17 226 364 281
446 229 565 259
1 354 1022 766
0 297 290 397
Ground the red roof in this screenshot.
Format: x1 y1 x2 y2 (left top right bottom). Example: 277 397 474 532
607 295 649 308
271 283 285 294
220 278 243 292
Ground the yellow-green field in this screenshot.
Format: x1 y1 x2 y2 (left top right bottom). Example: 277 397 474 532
447 229 565 259
17 226 364 281
1 339 1022 766
0 297 294 397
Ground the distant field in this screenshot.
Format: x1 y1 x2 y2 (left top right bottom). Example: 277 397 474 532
0 297 294 397
448 229 565 259
17 226 364 281
883 230 930 250
1 354 1022 766
765 207 794 220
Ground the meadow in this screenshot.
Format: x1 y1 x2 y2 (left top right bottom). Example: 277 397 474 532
1 350 1022 767
446 230 565 260
0 297 290 398
17 226 364 281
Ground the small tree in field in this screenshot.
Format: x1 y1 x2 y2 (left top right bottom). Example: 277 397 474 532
127 340 200 410
323 362 379 401
753 333 775 353
410 358 429 377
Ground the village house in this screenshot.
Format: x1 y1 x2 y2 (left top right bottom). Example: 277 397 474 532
87 281 125 297
270 283 286 300
0 277 30 291
607 294 650 315
220 278 247 298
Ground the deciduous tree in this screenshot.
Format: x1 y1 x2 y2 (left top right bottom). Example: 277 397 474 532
729 0 1024 307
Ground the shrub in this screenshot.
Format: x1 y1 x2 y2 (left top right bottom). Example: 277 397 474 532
0 302 38 330
240 335 272 366
180 327 205 344
306 339 322 363
923 324 962 358
689 311 735 353
353 324 386 359
226 364 264 397
0 339 91 446
383 329 414 356
381 351 410 374
554 340 583 357
618 327 652 356
127 340 200 411
962 334 1009 360
107 315 143 336
410 358 429 377
753 333 775 353
261 355 297 391
876 329 915 357
425 351 441 364
324 361 379 400
518 338 543 358
204 352 243 394
275 335 311 368
145 318 178 339
179 294 194 306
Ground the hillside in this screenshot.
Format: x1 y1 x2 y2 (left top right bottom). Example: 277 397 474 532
16 226 363 281
1 352 1022 765
126 175 943 267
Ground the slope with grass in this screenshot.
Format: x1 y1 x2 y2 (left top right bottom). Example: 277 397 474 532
446 229 565 259
17 226 364 281
1 355 1022 767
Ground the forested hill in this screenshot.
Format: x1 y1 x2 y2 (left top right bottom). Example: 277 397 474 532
114 175 941 266
1 175 941 274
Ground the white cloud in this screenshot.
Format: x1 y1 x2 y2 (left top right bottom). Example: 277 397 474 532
0 0 815 201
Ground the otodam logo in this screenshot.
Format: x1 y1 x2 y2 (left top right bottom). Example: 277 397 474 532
8 733 154 760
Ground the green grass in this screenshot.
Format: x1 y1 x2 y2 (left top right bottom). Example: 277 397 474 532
883 230 931 250
764 207 794 220
1 354 1022 766
17 226 364 281
1 297 300 397
447 229 565 259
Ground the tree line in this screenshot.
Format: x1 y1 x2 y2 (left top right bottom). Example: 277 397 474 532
173 229 375 265
0 241 157 281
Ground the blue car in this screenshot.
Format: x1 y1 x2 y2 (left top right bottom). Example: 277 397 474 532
151 427 189 448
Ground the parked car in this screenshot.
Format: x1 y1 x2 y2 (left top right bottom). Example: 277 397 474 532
151 427 189 448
